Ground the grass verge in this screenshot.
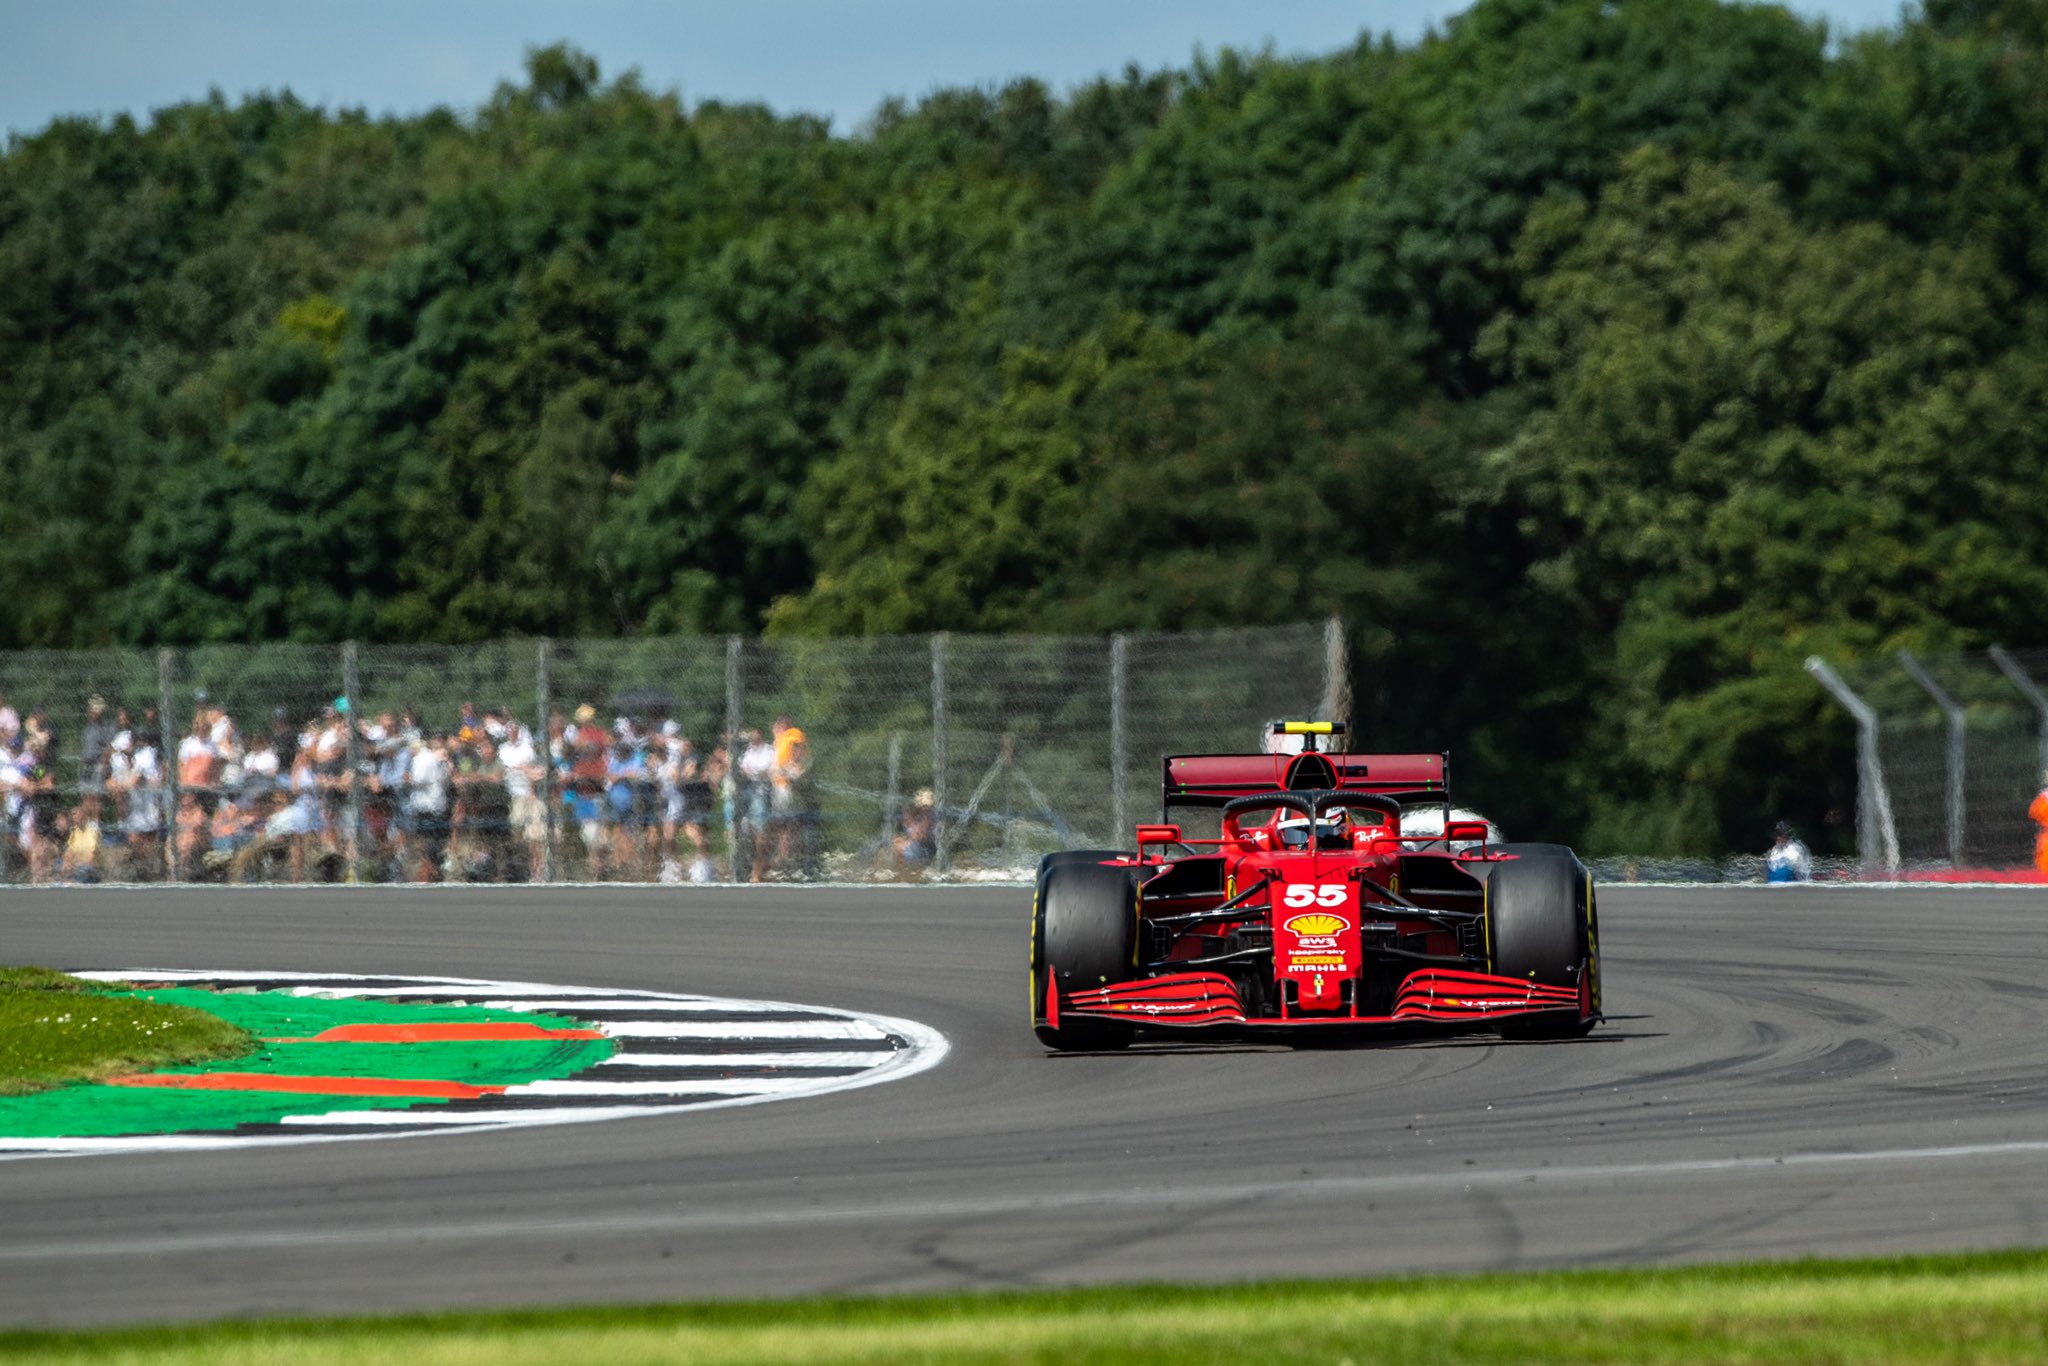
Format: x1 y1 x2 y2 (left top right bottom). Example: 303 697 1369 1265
0 967 254 1095
2 1250 2047 1363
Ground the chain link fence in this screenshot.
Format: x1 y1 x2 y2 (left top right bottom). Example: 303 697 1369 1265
1809 646 2048 878
0 622 1344 886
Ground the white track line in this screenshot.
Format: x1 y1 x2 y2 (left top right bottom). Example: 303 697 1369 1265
278 989 741 1006
477 999 816 1014
507 1078 828 1097
598 1020 890 1040
276 1106 682 1126
591 1052 889 1069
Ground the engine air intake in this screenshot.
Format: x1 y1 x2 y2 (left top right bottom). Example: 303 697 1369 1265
1285 753 1337 790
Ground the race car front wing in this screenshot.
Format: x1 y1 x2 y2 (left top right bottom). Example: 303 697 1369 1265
1057 966 1585 1029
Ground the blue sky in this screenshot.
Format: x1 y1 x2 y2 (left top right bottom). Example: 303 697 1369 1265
4 0 1914 141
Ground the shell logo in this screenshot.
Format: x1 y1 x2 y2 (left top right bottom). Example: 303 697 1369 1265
1284 913 1348 936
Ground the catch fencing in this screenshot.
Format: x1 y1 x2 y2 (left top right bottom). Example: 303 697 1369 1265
0 622 1347 886
1809 647 2048 876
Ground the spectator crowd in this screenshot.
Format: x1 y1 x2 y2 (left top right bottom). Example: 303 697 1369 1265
0 690 820 885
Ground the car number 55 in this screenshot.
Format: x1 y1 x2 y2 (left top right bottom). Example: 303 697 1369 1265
1282 883 1347 908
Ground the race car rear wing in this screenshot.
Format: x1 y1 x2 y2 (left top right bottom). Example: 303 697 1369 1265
1161 751 1449 809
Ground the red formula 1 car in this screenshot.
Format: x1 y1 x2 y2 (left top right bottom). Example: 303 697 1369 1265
1030 722 1601 1050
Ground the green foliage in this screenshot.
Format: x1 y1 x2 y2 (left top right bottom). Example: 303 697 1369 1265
4 3 2046 852
1482 148 2048 851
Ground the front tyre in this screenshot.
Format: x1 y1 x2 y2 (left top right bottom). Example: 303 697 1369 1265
1486 853 1599 1040
1031 859 1139 1051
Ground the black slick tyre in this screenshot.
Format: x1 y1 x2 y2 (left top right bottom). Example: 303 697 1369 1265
1486 852 1598 1040
1031 860 1139 1051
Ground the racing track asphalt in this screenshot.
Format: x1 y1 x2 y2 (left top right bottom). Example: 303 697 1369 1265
3 882 2048 1327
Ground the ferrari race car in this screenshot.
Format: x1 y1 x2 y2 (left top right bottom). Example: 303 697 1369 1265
1030 722 1601 1050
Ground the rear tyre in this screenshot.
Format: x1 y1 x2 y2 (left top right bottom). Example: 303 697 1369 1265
1031 860 1139 1051
1486 853 1598 1040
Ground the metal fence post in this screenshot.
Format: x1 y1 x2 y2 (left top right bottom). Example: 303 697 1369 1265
536 638 556 884
725 635 742 881
932 632 949 878
1321 615 1351 746
1109 633 1128 842
1807 656 1901 876
882 732 902 848
1897 650 1966 868
1989 646 2048 784
342 641 362 879
158 647 179 882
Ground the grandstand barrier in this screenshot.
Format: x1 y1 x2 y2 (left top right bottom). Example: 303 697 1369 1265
0 622 1346 886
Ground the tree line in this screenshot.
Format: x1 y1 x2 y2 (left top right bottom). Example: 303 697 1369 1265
4 1 2046 855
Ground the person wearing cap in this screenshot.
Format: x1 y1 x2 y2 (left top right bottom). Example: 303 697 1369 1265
449 722 509 883
1765 820 1813 883
769 715 814 878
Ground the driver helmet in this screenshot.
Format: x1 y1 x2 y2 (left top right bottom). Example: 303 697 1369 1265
1275 807 1349 850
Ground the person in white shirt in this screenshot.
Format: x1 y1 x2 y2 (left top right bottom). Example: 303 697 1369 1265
496 723 546 880
241 734 281 794
1765 821 1813 883
405 735 453 880
210 709 243 794
177 716 217 802
119 730 166 853
738 728 777 882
